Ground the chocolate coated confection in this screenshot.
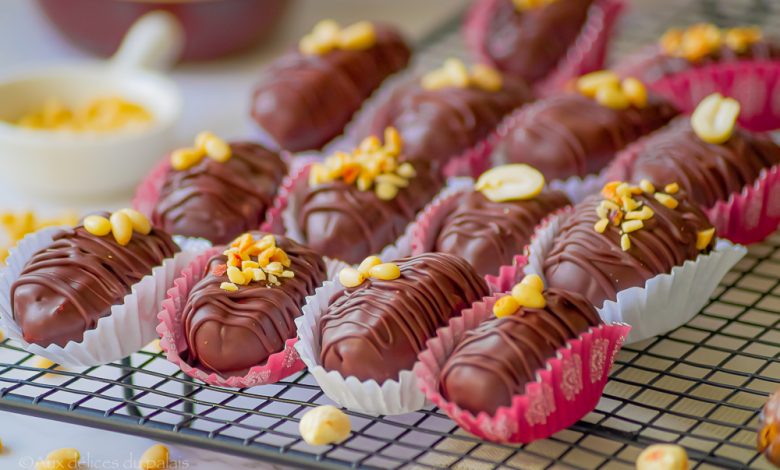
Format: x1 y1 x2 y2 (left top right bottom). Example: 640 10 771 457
12 222 178 348
152 142 287 245
250 23 410 152
492 93 679 180
634 40 780 83
478 0 595 82
182 233 326 376
320 253 490 383
351 78 532 170
543 192 713 308
297 164 443 264
440 288 601 414
626 117 780 208
434 189 570 277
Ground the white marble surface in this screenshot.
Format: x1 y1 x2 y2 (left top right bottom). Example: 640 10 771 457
0 0 465 468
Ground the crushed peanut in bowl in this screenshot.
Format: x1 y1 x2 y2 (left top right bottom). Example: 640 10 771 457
10 96 153 133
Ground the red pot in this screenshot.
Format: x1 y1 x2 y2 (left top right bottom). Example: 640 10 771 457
36 0 290 61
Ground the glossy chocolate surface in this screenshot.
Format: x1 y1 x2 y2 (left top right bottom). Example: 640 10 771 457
543 192 713 308
182 233 326 376
433 189 570 277
440 288 601 414
151 142 287 245
492 93 679 180
320 252 490 383
297 163 443 264
627 118 780 208
351 78 532 171
12 221 178 347
250 23 411 152
481 0 595 82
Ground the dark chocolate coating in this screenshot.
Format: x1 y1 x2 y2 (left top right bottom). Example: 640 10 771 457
631 40 780 83
543 192 714 308
351 78 532 171
479 0 595 82
440 288 601 414
250 23 411 152
182 233 326 376
433 189 570 277
492 93 679 180
626 117 780 208
151 142 287 245
320 252 490 383
297 164 443 264
12 222 178 348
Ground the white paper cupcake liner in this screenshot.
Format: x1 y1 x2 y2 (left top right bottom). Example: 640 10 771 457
295 280 428 416
0 227 195 367
524 208 747 344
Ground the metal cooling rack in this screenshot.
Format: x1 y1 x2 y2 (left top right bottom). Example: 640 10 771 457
3 0 780 468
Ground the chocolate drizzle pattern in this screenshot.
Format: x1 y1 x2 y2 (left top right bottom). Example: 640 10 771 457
297 163 443 264
440 288 601 414
351 78 532 170
543 192 713 308
492 93 679 180
482 0 594 82
627 118 780 208
434 189 570 277
182 233 326 376
250 23 410 152
320 252 489 383
12 221 178 347
152 142 287 245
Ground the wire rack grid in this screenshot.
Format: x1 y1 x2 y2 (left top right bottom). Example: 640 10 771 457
3 0 780 468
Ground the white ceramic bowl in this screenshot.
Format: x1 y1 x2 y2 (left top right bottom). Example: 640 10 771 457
0 12 183 199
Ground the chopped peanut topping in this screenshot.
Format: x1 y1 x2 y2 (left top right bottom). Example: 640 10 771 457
639 179 655 194
654 192 679 209
664 182 679 194
299 20 377 55
512 0 558 11
171 131 232 171
620 233 631 251
83 209 151 246
218 233 294 291
492 274 547 318
475 164 545 202
725 26 763 53
575 71 648 110
421 58 504 92
339 256 400 287
13 96 152 132
660 23 763 61
696 227 716 250
690 93 741 144
309 127 415 201
594 218 609 233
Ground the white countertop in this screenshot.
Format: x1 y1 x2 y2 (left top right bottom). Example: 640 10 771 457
0 0 465 468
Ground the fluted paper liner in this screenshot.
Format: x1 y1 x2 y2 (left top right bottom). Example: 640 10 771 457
465 0 625 96
414 295 631 443
524 207 747 344
156 247 317 387
649 61 780 132
295 280 428 415
262 164 472 269
0 227 195 367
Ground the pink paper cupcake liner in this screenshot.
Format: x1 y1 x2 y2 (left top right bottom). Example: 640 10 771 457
132 158 170 218
605 133 780 245
649 61 780 132
156 247 305 387
414 294 631 444
464 0 625 96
